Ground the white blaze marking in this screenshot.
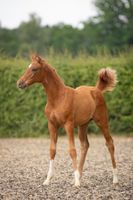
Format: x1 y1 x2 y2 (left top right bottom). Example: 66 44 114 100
113 168 118 184
28 64 32 68
43 160 54 185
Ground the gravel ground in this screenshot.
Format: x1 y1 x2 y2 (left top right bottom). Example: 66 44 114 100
0 136 132 200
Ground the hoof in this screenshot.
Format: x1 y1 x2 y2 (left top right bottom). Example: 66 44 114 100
113 177 118 185
43 179 50 186
113 181 119 185
75 181 80 187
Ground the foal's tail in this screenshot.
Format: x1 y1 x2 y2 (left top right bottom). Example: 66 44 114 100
96 68 118 92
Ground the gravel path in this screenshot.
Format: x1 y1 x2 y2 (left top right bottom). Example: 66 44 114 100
0 136 132 200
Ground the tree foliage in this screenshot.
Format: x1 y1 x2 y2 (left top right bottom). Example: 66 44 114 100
94 0 133 50
0 0 133 56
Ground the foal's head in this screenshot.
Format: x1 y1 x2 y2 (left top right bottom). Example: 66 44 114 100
17 54 46 89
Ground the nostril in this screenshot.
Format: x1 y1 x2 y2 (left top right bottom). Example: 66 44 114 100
17 80 27 89
17 81 20 86
17 80 24 88
20 81 23 86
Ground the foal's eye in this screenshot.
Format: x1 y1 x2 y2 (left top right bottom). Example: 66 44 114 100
32 68 39 72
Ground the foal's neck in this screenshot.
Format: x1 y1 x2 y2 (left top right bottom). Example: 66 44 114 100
42 64 65 105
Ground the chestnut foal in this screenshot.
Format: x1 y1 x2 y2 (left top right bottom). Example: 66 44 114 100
17 54 118 186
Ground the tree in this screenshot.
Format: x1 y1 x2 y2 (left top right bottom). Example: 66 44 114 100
18 13 44 55
0 1 133 57
0 28 19 56
50 24 82 54
93 0 133 50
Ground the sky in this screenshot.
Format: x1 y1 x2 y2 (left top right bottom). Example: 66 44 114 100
0 0 97 29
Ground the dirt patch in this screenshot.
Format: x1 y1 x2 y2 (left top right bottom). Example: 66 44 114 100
0 136 132 200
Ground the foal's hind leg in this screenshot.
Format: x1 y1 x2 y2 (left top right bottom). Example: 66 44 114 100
93 104 118 184
64 122 80 187
78 124 89 177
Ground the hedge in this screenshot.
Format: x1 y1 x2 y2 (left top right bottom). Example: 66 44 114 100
0 52 133 137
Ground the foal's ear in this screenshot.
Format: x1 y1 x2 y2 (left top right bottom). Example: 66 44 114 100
31 53 42 63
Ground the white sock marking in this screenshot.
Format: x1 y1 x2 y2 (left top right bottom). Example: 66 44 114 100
74 170 80 187
43 160 54 185
113 168 118 184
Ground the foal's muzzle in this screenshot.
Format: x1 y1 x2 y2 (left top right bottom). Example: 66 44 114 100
17 80 28 89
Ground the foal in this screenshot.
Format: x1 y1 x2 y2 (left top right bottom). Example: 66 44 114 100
17 54 118 186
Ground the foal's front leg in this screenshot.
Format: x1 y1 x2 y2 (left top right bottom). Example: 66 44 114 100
64 122 80 187
43 121 58 185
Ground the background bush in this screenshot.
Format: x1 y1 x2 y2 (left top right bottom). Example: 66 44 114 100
0 51 133 137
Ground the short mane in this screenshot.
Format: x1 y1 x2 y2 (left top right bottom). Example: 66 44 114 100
42 60 64 85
